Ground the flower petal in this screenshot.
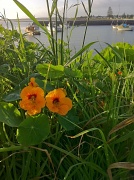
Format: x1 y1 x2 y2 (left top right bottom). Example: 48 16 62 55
58 104 71 115
60 97 72 110
19 78 45 116
28 77 39 87
45 88 72 115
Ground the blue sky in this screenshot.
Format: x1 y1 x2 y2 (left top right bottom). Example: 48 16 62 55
0 0 134 19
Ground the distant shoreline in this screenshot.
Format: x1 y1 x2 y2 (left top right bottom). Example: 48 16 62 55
67 19 134 26
1 18 134 26
38 19 134 26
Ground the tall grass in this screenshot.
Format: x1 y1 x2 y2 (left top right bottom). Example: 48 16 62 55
0 0 134 179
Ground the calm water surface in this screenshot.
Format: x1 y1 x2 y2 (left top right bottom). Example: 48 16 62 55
1 20 134 53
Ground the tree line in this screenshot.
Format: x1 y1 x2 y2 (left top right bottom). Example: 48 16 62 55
107 6 134 19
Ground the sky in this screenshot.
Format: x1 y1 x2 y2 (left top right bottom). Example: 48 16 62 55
0 0 134 19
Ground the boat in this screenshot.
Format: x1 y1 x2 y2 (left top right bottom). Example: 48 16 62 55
117 23 133 31
59 22 70 29
111 18 119 29
25 24 41 35
112 24 118 29
47 22 62 32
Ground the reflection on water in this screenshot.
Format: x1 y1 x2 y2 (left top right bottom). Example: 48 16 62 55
1 20 134 54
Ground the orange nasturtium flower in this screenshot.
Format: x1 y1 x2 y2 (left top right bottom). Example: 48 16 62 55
45 88 72 116
117 71 122 75
19 78 46 116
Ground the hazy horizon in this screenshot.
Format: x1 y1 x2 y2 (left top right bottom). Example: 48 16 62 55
1 0 134 19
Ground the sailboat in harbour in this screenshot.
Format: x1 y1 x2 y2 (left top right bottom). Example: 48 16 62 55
47 21 62 32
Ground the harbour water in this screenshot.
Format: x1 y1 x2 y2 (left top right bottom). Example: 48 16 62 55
1 20 134 54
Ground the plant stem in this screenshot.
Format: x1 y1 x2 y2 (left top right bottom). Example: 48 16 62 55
0 145 25 153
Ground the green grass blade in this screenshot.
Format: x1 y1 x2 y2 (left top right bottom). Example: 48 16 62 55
65 41 97 66
95 48 113 70
13 0 50 37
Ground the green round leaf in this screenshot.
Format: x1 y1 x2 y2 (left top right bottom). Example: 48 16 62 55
0 102 22 127
36 63 64 79
58 112 79 131
17 114 50 146
3 91 21 102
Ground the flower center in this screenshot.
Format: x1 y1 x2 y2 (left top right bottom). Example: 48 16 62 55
28 94 37 101
53 97 59 104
